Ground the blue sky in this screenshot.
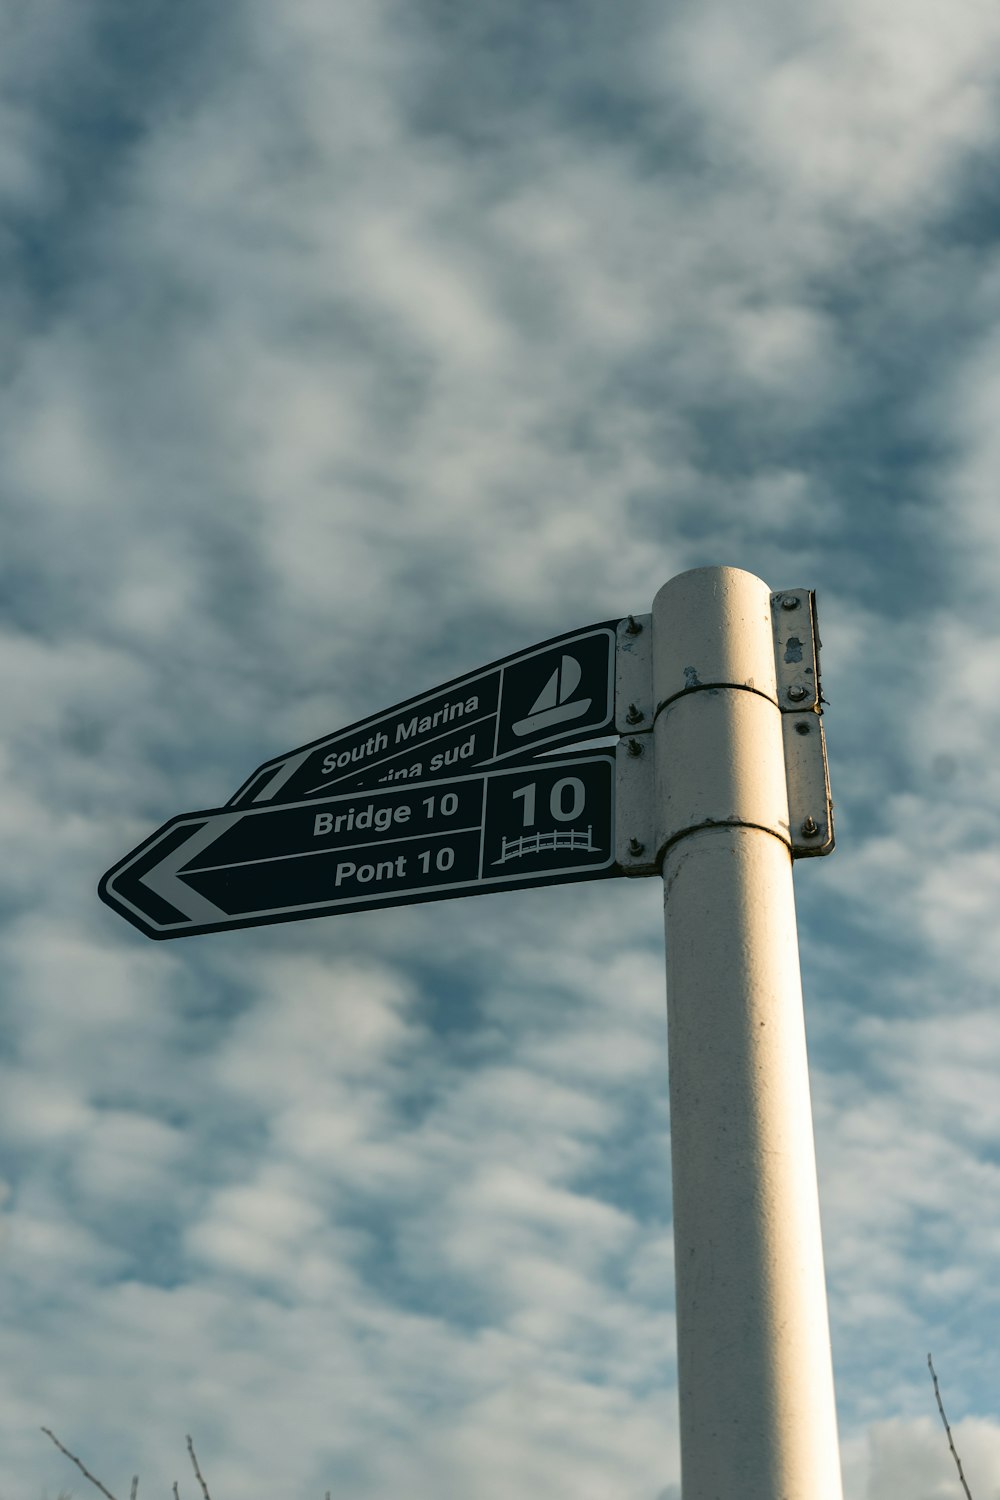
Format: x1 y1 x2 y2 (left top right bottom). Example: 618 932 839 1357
3 0 1000 1495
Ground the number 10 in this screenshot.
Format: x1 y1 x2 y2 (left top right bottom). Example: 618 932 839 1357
511 776 586 826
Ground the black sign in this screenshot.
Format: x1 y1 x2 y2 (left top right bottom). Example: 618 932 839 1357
100 753 619 940
227 623 619 808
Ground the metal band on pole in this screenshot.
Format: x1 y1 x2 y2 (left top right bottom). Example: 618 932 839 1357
653 567 843 1500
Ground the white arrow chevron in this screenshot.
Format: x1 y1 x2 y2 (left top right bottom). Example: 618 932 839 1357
247 748 312 804
140 812 245 924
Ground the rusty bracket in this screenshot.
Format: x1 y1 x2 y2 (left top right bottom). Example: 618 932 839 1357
771 589 834 857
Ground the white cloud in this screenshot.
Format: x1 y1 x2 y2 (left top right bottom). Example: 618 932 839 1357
858 1413 1000 1500
659 0 1000 224
70 1110 187 1205
932 315 1000 587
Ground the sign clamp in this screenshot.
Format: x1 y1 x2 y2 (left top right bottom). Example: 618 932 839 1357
614 591 834 869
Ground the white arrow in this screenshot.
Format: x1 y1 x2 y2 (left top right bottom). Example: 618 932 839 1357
140 812 245 924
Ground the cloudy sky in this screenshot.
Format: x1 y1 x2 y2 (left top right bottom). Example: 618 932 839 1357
3 0 1000 1495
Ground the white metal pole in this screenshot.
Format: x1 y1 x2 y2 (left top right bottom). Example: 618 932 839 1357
652 567 843 1500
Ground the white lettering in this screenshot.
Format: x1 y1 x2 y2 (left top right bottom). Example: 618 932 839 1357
428 733 476 773
317 801 414 836
378 762 422 782
335 853 408 888
320 729 391 775
395 695 482 746
320 798 413 834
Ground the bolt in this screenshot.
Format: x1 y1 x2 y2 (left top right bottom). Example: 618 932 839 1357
625 614 643 635
794 720 811 735
787 684 809 702
625 702 644 724
780 595 800 611
628 836 645 856
627 737 643 757
800 816 820 838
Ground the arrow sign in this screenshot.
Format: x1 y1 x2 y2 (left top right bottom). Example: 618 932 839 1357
100 752 618 940
227 622 619 808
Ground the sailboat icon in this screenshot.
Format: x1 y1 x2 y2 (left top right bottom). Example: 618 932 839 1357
511 654 592 738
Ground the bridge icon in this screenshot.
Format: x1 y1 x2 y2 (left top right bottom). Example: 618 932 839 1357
492 826 597 865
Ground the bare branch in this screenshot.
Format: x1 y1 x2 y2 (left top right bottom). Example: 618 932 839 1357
41 1428 120 1500
173 1483 180 1500
130 1478 138 1500
928 1353 975 1500
186 1436 211 1500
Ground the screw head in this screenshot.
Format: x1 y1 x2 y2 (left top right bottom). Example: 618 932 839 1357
626 737 643 757
625 702 644 724
628 836 645 856
787 684 809 702
800 816 820 838
780 595 801 611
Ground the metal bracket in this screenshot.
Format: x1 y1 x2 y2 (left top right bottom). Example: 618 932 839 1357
615 613 653 734
771 588 819 710
770 590 834 858
615 730 657 876
781 713 834 856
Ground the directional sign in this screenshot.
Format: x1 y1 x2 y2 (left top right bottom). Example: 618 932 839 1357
227 622 619 809
100 752 618 940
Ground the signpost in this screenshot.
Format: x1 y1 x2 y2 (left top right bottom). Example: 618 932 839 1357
98 570 843 1500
